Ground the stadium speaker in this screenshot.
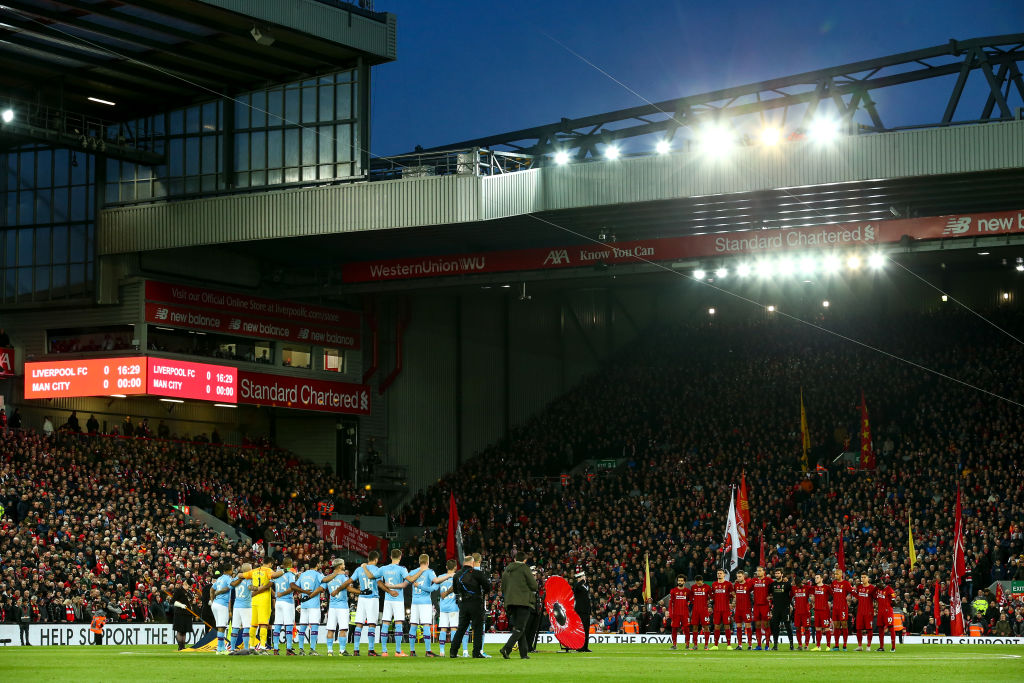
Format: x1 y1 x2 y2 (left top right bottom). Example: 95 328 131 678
250 26 275 46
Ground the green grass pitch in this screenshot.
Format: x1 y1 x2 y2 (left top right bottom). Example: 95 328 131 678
1 643 1021 681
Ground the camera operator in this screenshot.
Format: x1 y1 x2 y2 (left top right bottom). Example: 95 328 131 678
450 553 490 659
500 552 537 660
524 566 543 652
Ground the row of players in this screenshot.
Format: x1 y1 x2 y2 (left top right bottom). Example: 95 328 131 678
208 550 473 656
664 567 900 652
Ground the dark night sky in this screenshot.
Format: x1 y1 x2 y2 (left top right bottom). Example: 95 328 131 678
370 0 1023 155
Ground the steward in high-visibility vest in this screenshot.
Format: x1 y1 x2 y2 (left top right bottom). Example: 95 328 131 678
90 614 106 645
623 619 639 634
968 623 983 637
892 613 904 632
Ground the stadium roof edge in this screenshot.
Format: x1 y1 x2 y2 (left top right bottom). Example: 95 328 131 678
97 120 1024 257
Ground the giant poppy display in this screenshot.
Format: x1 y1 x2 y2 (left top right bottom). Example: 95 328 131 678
543 575 585 650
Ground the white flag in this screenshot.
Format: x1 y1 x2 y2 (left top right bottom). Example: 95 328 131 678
723 489 741 572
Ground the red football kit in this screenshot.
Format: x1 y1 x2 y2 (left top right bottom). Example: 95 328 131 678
733 579 753 623
751 576 772 622
689 583 711 627
812 583 833 648
854 584 876 631
830 579 853 620
711 580 733 621
875 586 895 625
669 586 691 627
875 585 897 650
791 583 811 627
812 584 832 628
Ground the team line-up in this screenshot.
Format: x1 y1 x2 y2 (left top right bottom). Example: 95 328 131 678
208 550 477 657
664 567 900 651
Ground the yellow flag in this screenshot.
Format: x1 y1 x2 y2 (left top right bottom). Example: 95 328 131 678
800 388 810 472
908 514 917 570
642 552 652 601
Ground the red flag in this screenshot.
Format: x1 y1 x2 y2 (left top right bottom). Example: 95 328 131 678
759 531 766 567
858 391 876 470
446 492 459 562
735 480 749 560
953 487 966 577
837 529 846 573
996 582 1006 607
949 486 966 636
933 580 941 629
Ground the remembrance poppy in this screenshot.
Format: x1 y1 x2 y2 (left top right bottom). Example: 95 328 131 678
544 575 585 650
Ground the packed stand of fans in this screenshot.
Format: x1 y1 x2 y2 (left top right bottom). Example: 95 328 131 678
399 310 1024 636
0 426 379 627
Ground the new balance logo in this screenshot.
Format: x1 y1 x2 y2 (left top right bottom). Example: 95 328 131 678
297 328 309 340
360 391 369 411
227 318 241 331
943 217 971 235
155 307 169 321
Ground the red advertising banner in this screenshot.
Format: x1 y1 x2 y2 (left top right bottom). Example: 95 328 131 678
145 280 360 330
0 347 13 378
237 370 370 415
146 358 237 403
145 302 360 350
342 209 1024 283
320 519 389 556
24 357 148 399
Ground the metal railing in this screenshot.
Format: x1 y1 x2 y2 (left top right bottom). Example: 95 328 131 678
0 97 156 152
369 147 535 181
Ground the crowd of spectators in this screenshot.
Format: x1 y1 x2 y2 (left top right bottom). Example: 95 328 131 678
399 309 1024 635
3 308 1024 637
0 426 379 627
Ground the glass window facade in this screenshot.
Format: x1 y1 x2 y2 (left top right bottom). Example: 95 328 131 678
2 68 362 305
107 69 358 202
1 147 96 304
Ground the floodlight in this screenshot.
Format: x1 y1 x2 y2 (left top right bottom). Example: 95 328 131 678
708 308 716 315
699 124 734 157
809 116 840 144
604 145 620 160
822 300 830 308
760 126 782 147
693 269 706 280
1 109 12 123
554 150 570 165
715 267 728 278
777 257 796 277
655 140 671 155
847 255 862 270
737 263 752 278
868 252 885 269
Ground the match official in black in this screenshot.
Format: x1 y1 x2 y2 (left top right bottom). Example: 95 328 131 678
769 568 794 650
450 552 490 658
500 552 538 659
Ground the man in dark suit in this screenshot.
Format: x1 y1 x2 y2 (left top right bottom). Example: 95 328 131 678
500 552 538 659
450 553 490 659
573 571 593 652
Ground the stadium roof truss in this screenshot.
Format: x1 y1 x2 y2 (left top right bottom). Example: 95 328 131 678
0 0 395 163
424 34 1024 159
